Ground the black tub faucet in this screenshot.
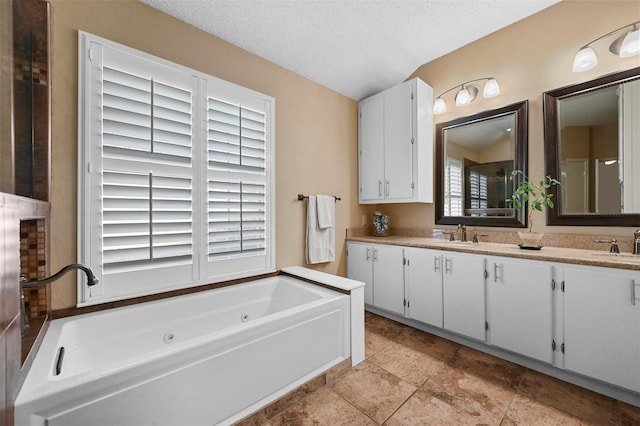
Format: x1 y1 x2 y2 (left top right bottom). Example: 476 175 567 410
21 264 98 335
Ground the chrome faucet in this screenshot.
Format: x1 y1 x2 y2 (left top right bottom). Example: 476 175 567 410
633 229 640 255
21 264 98 335
458 224 468 242
594 239 620 254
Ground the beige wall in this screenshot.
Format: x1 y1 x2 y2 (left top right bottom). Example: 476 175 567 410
49 0 640 309
378 0 639 235
48 0 362 309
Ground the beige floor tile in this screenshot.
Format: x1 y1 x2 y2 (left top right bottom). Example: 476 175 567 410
619 400 640 426
502 393 589 425
448 346 527 389
421 364 515 424
364 330 394 358
266 386 375 426
364 313 408 341
331 360 416 424
386 387 488 425
394 327 462 362
368 342 445 386
518 370 620 425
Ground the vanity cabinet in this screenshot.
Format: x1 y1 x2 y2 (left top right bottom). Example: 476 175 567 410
358 78 433 204
346 242 405 314
563 265 640 393
404 248 443 327
486 256 554 363
442 251 486 341
346 242 374 305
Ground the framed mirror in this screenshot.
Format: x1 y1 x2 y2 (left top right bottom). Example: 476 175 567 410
544 67 640 226
435 101 528 227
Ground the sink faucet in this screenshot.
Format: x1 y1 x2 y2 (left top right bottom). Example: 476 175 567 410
458 224 467 242
21 264 98 335
594 239 620 254
634 229 640 255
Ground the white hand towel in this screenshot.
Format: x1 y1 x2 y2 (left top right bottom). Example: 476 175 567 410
306 195 335 264
316 195 335 229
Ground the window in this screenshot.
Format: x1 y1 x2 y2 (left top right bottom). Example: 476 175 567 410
468 170 488 213
445 157 462 216
78 32 274 305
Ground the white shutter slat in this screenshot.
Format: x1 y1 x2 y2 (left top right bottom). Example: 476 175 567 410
80 33 273 304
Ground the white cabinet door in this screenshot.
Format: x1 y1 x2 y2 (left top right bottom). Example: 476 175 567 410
346 242 374 305
383 81 413 201
358 96 384 202
372 244 405 316
357 78 432 204
487 256 554 363
442 252 486 341
405 247 443 327
564 266 640 392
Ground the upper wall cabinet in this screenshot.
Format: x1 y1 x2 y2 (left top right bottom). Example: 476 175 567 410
358 78 433 204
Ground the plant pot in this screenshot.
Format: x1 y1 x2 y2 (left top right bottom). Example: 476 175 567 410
518 231 544 248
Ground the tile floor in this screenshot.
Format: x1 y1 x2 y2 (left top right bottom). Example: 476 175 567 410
263 312 640 425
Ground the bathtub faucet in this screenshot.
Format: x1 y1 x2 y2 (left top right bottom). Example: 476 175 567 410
21 264 98 336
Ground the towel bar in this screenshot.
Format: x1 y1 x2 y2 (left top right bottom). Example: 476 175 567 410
297 194 341 202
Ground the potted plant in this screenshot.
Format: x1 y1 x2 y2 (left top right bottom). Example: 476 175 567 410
510 170 560 248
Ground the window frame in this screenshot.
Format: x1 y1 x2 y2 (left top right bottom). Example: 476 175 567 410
77 32 275 306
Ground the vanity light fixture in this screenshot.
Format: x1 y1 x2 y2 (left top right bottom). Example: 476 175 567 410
433 77 500 115
573 20 640 72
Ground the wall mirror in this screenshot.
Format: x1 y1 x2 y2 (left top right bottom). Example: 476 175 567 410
435 101 528 227
544 67 640 226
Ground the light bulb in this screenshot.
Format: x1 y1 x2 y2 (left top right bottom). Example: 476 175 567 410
572 46 598 72
433 98 446 114
483 78 500 98
619 28 640 57
455 87 471 106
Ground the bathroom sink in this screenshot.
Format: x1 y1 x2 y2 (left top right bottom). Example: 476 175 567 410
593 252 640 260
429 240 476 246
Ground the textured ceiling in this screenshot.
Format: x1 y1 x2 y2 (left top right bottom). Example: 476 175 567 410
140 0 558 100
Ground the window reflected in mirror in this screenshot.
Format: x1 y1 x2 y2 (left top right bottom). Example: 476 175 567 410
544 67 640 226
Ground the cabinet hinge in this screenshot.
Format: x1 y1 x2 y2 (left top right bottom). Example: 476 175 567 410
410 93 414 100
484 269 488 280
561 281 565 292
407 300 410 308
411 137 414 145
411 182 415 189
561 343 565 354
403 257 407 266
403 299 407 307
552 279 555 290
485 321 489 331
552 340 556 351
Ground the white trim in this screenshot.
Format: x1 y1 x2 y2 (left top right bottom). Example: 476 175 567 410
78 32 275 305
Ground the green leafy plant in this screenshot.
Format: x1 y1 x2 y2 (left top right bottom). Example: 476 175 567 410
510 170 561 233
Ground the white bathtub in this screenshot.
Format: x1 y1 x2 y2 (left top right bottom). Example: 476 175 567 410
15 269 364 426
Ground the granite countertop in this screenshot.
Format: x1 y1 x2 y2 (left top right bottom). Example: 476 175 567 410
347 235 640 271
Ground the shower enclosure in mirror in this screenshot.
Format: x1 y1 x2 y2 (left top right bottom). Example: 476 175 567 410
544 67 640 226
435 101 528 227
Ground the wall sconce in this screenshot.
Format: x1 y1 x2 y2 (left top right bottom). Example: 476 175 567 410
573 20 640 72
433 77 500 115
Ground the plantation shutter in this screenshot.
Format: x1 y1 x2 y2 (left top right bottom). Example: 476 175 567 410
445 158 463 216
79 32 274 305
83 42 197 300
469 170 488 211
206 84 270 272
